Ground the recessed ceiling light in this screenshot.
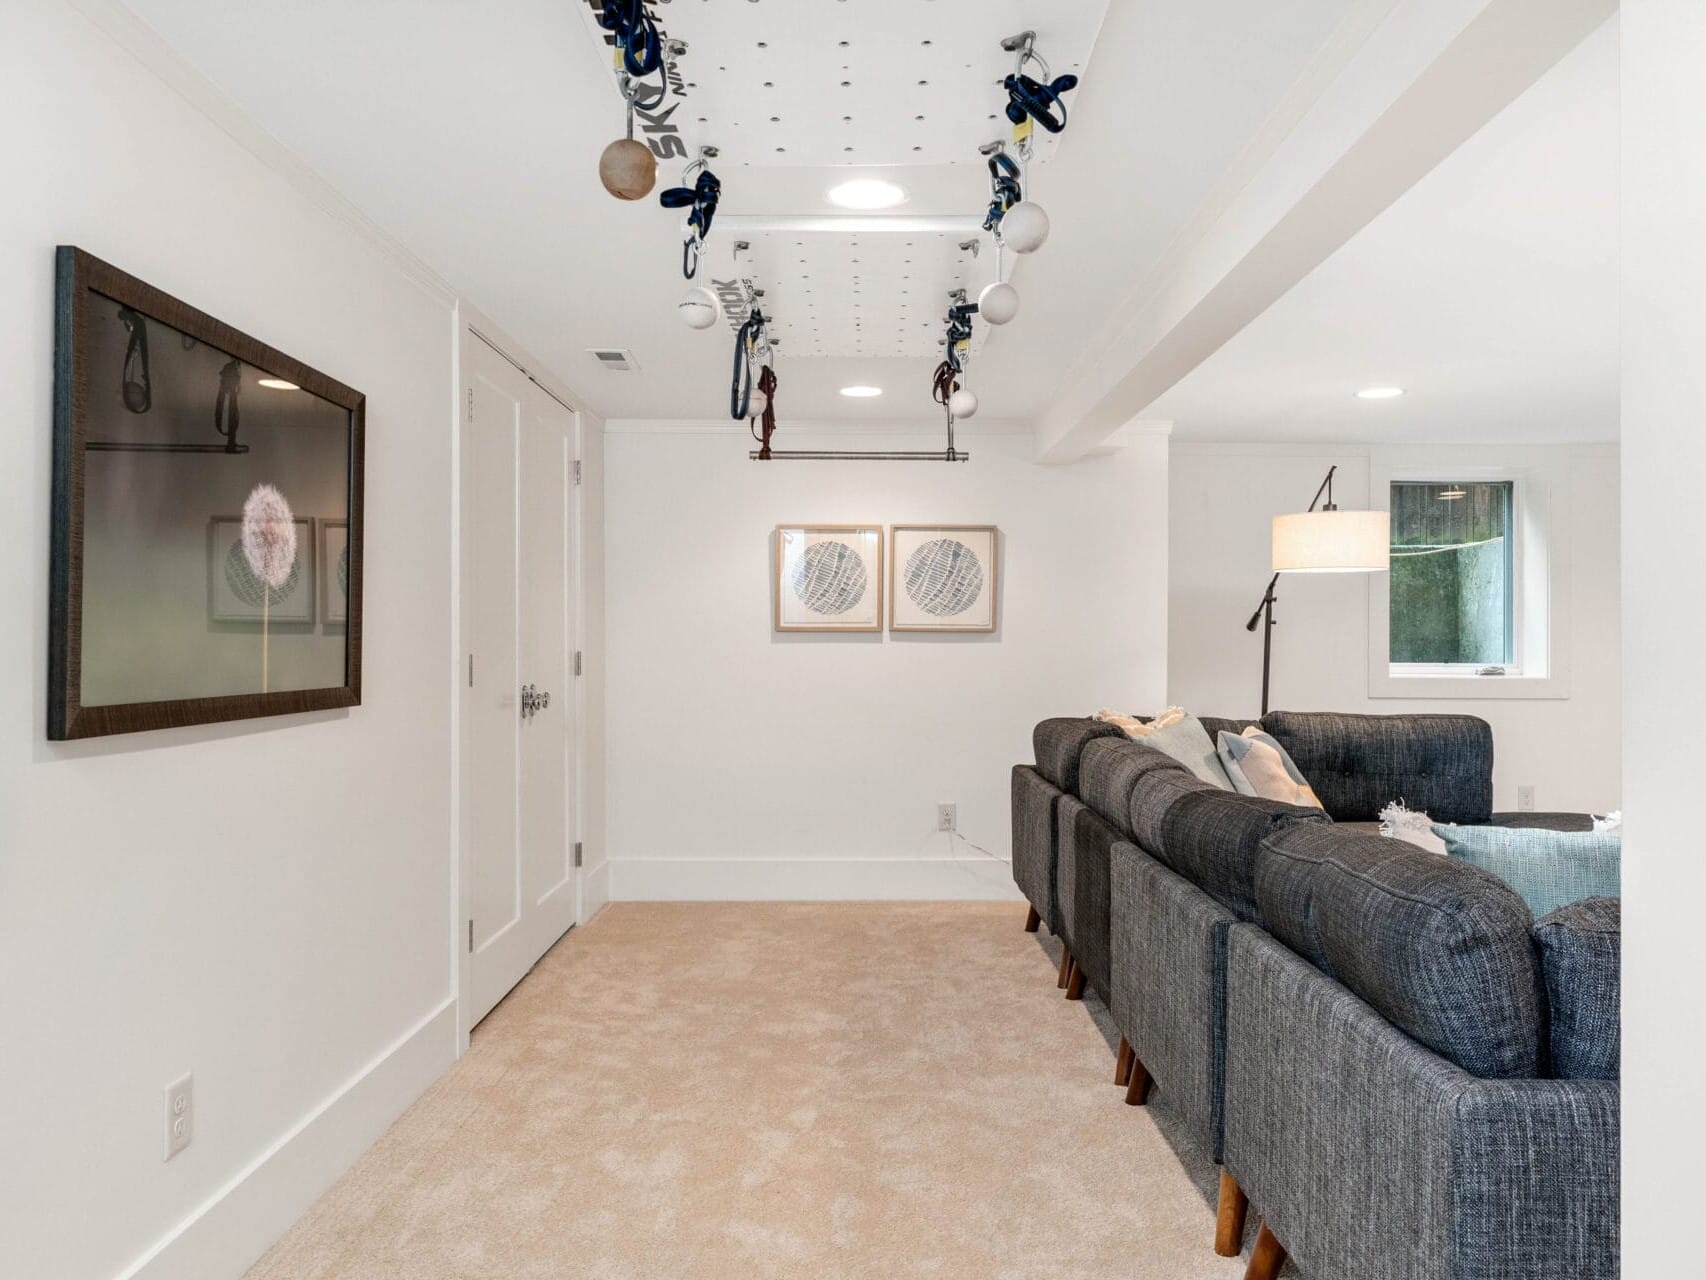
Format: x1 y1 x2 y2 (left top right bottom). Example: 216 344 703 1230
840 385 883 398
827 179 906 210
257 377 299 391
1355 386 1405 400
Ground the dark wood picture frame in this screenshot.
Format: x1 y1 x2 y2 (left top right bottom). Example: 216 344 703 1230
50 246 366 739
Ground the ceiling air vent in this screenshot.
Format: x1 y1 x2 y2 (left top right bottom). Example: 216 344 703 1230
587 347 638 373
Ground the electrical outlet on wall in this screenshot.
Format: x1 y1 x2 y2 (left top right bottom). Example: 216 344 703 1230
937 803 957 832
1517 785 1536 812
164 1073 194 1161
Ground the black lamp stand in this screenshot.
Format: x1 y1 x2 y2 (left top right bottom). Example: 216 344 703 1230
1244 465 1338 716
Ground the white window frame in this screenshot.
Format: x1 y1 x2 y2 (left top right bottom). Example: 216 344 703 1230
1368 454 1571 700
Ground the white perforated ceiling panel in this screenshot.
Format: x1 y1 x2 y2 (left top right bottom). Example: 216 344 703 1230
576 0 1108 169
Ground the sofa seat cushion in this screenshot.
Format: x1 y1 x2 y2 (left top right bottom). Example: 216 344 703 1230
1435 824 1621 919
1310 836 1543 1078
1032 717 1123 791
1261 710 1494 825
1156 790 1329 923
1077 738 1188 838
1533 898 1620 1081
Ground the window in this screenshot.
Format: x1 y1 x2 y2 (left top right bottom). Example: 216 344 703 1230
1388 480 1515 670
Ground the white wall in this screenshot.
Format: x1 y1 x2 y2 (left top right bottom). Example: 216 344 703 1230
1622 2 1704 1270
602 424 1169 899
1169 442 1620 813
1 3 457 1276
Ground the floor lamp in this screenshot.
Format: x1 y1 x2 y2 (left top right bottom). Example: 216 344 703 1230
1245 465 1390 715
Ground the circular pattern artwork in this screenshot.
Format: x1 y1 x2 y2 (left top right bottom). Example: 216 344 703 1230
903 538 984 617
791 540 867 615
224 540 299 609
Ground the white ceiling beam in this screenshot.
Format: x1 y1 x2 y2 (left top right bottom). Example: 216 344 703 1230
1035 0 1616 464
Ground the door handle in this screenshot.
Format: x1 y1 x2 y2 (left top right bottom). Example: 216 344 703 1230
520 684 551 720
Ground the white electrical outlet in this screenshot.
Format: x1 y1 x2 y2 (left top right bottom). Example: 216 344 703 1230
164 1073 194 1162
1517 785 1536 812
937 803 957 832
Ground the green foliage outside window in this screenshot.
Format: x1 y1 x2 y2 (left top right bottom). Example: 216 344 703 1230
1389 481 1514 666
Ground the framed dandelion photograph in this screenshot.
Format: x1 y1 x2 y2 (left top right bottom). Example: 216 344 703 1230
49 247 365 739
774 525 883 633
889 525 999 633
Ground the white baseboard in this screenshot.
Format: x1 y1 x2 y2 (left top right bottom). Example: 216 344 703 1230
582 857 612 920
118 998 457 1280
610 856 1023 902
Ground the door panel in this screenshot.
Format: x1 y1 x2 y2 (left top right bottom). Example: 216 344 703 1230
462 336 578 1029
464 344 521 957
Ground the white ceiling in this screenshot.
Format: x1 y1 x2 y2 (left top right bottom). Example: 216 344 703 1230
1146 16 1619 444
115 0 1363 426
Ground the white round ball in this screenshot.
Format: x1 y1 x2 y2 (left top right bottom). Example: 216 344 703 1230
747 387 769 419
1000 201 1050 254
948 388 979 419
678 286 720 329
978 280 1021 325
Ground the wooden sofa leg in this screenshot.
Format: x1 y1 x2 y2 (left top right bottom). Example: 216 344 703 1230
1123 1056 1152 1106
1057 948 1073 989
1064 959 1086 1001
1244 1223 1286 1280
1215 1169 1249 1257
1115 1036 1134 1086
1024 904 1041 933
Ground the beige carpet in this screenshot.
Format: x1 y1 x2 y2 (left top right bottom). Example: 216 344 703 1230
244 902 1252 1279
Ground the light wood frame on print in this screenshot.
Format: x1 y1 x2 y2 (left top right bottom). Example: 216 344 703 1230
888 524 999 633
773 524 885 633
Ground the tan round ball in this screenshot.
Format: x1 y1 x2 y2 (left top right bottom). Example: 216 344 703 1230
599 138 657 201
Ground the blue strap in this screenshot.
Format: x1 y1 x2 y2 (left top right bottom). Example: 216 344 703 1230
731 308 764 420
1004 72 1078 134
598 0 662 77
982 153 1023 234
660 168 720 278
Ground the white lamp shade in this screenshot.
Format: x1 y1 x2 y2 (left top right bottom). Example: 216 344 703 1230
1272 510 1390 573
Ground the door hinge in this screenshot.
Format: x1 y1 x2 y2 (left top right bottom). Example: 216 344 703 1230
572 459 583 485
465 387 474 424
573 841 583 869
467 652 474 687
467 919 474 952
573 650 583 677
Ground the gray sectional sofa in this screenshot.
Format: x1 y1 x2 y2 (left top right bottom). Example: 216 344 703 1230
1010 710 1618 1280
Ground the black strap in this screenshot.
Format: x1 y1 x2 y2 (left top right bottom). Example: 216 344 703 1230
119 306 151 414
1004 72 1078 134
598 0 662 76
982 153 1023 234
214 359 243 453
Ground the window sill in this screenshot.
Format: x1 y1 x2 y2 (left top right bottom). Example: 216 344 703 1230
1369 669 1571 701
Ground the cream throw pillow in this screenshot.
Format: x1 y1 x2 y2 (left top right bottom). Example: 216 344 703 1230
1217 727 1324 809
1095 706 1185 738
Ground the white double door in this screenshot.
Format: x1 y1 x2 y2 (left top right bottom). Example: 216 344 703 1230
461 332 579 1029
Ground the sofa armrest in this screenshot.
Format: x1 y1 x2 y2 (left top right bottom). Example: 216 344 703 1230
1488 811 1597 832
1224 925 1618 1280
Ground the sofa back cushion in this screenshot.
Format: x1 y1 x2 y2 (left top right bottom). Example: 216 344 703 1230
1155 790 1329 923
1256 822 1410 971
1261 710 1494 824
1533 897 1620 1081
1032 717 1123 791
1078 738 1189 837
1127 766 1220 856
1310 834 1543 1077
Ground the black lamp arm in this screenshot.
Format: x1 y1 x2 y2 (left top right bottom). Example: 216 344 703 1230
1242 464 1340 715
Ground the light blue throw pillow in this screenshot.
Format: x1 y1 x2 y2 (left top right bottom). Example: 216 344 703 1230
1139 716 1233 790
1432 824 1621 918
